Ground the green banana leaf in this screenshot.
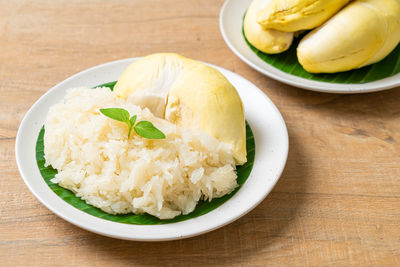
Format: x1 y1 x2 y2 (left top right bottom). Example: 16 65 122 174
35 81 255 225
242 14 400 84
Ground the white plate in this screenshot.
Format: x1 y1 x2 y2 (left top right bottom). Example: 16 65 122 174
15 58 288 241
219 0 400 94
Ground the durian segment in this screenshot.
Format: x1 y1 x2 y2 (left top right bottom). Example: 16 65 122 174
256 0 351 32
165 60 247 165
114 53 184 117
297 0 400 73
244 0 294 54
114 53 247 165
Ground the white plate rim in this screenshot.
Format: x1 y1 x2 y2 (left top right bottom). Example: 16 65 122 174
219 0 400 94
15 57 289 241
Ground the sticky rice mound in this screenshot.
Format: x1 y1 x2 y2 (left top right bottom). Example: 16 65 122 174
44 87 237 219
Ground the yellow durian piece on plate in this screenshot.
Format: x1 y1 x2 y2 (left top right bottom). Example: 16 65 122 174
114 53 247 165
256 0 351 32
244 0 294 54
297 0 400 73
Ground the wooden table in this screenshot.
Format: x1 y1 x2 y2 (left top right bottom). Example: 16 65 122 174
1 0 400 265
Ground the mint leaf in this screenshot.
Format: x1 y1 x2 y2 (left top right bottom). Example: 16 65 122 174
129 115 137 126
134 121 166 139
100 108 165 140
127 115 137 138
100 108 130 122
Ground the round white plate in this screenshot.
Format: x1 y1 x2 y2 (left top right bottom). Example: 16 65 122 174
15 58 288 241
219 0 400 94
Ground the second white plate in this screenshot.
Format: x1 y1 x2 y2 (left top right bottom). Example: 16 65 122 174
219 0 400 94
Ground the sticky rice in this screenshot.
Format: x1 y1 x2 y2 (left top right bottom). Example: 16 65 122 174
44 87 237 219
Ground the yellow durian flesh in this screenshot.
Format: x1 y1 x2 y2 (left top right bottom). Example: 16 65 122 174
114 53 247 165
244 0 293 54
297 0 400 73
114 54 184 117
360 0 400 66
256 0 351 32
165 62 246 165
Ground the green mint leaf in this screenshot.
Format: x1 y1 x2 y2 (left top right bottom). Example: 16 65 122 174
134 121 166 139
129 115 137 126
128 125 133 139
100 108 165 140
100 108 130 122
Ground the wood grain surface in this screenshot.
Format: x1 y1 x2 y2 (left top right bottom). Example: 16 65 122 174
1 0 400 266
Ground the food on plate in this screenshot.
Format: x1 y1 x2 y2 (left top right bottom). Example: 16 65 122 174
256 0 351 32
115 53 246 165
297 0 400 73
43 54 247 219
243 0 294 54
44 87 239 219
244 0 400 73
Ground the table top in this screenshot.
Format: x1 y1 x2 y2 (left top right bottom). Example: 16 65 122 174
1 0 400 265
